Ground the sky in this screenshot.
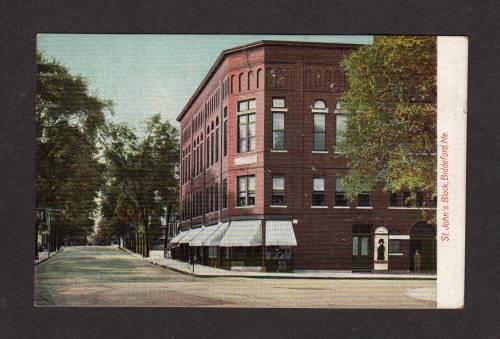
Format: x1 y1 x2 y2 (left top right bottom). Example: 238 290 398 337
37 34 373 130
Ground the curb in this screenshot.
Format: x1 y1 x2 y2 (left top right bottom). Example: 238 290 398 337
116 246 194 276
34 248 64 266
116 247 437 281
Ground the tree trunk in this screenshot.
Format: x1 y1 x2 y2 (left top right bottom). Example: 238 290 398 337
143 210 149 258
35 221 39 260
163 203 172 258
135 228 139 254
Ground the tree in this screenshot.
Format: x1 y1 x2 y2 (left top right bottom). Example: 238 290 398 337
36 52 112 249
100 115 179 257
339 36 437 202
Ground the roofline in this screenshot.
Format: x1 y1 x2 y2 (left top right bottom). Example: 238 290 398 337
176 40 364 122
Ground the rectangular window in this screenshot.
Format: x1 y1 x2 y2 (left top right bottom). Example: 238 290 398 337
215 127 219 162
357 192 371 207
210 133 214 165
237 175 256 207
430 194 437 207
222 178 228 209
215 183 219 211
402 191 411 207
352 237 358 256
312 177 326 206
416 192 424 207
361 237 369 255
237 113 256 152
223 119 227 157
313 114 326 151
205 188 209 214
272 97 286 108
272 112 285 150
238 99 256 112
206 139 210 167
389 192 399 207
335 115 347 152
272 176 285 205
335 177 348 206
389 239 401 254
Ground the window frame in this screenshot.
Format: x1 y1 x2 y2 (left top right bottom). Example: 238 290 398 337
335 177 348 207
312 177 326 207
313 113 326 151
272 112 285 150
236 175 256 207
357 192 371 207
271 176 286 206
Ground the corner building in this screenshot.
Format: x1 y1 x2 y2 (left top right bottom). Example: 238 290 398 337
174 41 437 273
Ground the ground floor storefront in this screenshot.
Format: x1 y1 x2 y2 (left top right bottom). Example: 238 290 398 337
169 217 436 274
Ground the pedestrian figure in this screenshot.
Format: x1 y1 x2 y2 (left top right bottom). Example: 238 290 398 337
377 239 385 261
413 250 422 272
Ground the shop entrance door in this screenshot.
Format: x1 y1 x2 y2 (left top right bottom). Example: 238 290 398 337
352 224 372 271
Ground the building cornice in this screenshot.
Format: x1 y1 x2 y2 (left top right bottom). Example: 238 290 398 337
176 40 363 122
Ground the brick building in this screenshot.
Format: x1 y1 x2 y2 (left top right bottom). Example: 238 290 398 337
173 40 436 273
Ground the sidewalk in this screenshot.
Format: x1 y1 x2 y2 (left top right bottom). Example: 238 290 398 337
119 247 436 280
34 248 64 265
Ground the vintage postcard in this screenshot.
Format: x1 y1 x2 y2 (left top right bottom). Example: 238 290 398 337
34 34 466 308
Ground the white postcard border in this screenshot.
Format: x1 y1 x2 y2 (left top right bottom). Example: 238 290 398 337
436 36 468 309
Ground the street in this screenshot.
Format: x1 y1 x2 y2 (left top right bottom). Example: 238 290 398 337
35 246 436 308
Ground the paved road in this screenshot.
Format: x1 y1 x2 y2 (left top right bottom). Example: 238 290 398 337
35 246 436 308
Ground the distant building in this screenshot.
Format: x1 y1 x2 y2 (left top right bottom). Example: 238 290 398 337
173 41 436 273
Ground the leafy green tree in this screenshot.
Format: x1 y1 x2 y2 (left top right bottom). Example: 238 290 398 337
339 36 437 202
100 115 179 257
36 52 112 248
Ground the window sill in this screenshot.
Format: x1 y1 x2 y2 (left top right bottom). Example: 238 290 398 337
312 151 328 154
271 108 288 112
389 253 404 256
270 149 288 153
334 206 350 209
235 205 256 209
311 206 328 209
356 206 373 209
270 205 287 208
388 207 436 210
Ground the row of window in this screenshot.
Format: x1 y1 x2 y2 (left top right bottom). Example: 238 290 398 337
182 174 435 219
230 69 263 94
236 98 348 154
182 179 228 220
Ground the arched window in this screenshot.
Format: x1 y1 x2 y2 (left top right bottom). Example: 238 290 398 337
247 71 253 90
256 68 262 88
230 75 235 94
216 116 219 125
305 69 312 88
313 99 327 110
324 70 332 89
238 73 243 92
315 70 321 89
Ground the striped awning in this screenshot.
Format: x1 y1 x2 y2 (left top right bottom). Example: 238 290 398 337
189 224 220 246
220 220 262 247
265 220 297 246
179 227 203 244
169 230 189 244
203 222 230 247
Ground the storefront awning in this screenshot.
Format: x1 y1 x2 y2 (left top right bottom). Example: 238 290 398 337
220 220 262 247
189 224 220 247
265 220 297 246
203 222 230 247
169 230 189 244
179 227 203 244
